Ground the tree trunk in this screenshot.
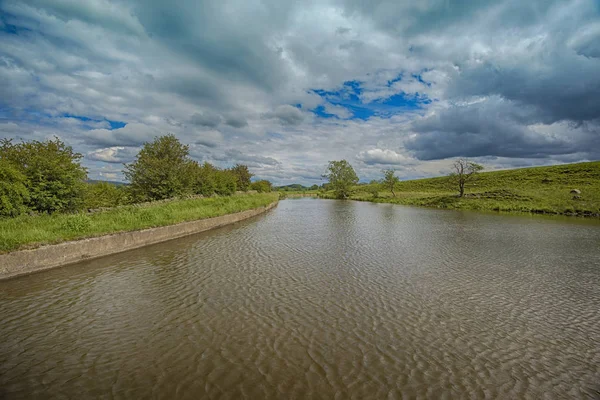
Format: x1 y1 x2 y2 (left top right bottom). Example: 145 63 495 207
391 188 395 197
459 182 465 197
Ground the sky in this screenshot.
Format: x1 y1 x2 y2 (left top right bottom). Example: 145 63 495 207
1 0 599 185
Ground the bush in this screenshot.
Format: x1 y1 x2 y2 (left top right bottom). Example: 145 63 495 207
214 169 237 195
191 162 217 196
0 159 30 217
83 182 128 209
0 137 87 214
251 180 273 193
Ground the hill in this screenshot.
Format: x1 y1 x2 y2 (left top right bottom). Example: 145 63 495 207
324 161 600 217
276 184 312 191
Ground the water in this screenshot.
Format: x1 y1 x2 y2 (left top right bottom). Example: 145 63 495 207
1 199 599 399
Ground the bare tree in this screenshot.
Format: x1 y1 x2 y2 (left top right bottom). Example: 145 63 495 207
450 159 484 197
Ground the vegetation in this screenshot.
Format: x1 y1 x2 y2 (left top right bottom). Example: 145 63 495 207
251 180 273 193
83 182 129 209
0 134 277 252
382 169 399 197
0 193 278 253
230 164 253 191
319 161 600 217
451 159 484 197
124 134 194 202
124 135 258 201
323 160 359 199
0 137 88 215
0 159 29 217
276 184 311 191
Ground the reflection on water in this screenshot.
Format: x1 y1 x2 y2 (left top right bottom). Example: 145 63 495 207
1 199 600 399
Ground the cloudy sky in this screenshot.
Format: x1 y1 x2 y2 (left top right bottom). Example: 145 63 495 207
1 0 599 184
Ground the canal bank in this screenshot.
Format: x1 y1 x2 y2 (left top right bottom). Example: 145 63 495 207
0 200 278 281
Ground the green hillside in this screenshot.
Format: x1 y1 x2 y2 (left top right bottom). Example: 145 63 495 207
325 161 600 217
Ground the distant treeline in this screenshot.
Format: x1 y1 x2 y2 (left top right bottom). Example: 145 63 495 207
276 184 321 191
0 135 272 217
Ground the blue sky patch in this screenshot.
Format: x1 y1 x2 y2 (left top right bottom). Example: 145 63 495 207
309 78 431 120
61 114 126 130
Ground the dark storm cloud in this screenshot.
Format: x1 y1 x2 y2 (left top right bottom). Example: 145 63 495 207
264 105 305 126
224 115 248 128
190 111 222 128
406 97 599 160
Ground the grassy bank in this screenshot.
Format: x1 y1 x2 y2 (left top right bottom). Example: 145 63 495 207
322 161 600 217
0 193 278 253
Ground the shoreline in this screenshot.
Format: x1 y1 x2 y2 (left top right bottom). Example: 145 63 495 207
0 200 278 281
314 194 600 218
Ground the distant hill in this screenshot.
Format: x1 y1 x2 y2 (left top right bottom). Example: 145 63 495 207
87 179 128 187
276 184 310 191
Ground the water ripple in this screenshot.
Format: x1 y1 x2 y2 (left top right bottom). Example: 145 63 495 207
1 199 600 399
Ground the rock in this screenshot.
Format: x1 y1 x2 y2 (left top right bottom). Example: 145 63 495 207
570 189 581 194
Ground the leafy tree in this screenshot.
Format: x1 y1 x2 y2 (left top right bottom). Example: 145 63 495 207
190 161 217 196
450 158 484 197
323 160 359 199
382 169 400 197
0 159 29 217
124 134 194 201
251 180 273 193
230 164 253 191
0 137 87 213
214 169 237 195
309 184 319 191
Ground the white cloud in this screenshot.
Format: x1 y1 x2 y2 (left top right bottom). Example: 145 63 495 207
357 148 412 165
0 0 598 184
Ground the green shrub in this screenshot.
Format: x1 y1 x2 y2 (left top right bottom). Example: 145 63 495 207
0 137 87 214
83 182 127 209
0 159 30 217
251 180 273 193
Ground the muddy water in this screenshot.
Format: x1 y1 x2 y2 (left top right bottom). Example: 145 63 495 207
1 199 599 399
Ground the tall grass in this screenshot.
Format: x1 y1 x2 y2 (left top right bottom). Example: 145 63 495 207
322 161 600 217
0 193 278 253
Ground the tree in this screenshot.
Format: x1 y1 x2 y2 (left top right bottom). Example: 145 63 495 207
382 169 400 197
190 161 217 196
250 180 273 193
0 159 29 217
0 137 87 213
309 184 319 191
230 164 253 191
124 134 194 201
214 169 237 195
450 158 484 197
323 160 359 199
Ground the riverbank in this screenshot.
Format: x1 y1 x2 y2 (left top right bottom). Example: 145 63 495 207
0 193 278 280
320 161 600 217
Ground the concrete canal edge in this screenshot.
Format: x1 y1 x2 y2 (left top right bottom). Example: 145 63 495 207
0 201 278 281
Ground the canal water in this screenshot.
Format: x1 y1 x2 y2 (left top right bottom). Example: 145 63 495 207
1 199 599 399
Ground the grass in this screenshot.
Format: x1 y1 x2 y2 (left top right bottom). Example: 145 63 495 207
0 193 278 253
321 161 600 217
